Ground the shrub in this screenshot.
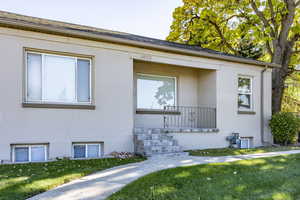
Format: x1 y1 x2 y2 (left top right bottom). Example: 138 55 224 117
269 112 300 145
110 151 136 159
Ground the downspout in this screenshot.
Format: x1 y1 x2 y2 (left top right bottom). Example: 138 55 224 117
260 65 268 145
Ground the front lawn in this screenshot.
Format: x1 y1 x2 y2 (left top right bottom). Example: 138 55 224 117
187 146 300 157
108 154 300 200
0 157 145 200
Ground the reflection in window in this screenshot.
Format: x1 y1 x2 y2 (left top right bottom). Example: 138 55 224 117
15 147 29 162
73 143 101 159
238 76 253 110
13 145 47 163
137 74 176 109
26 52 91 104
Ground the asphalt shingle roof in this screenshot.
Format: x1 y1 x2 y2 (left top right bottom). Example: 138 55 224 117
0 10 279 68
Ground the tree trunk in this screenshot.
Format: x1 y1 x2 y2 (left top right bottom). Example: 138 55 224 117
271 44 293 114
272 69 285 113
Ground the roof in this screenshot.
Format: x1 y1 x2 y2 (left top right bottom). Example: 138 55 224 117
0 10 280 68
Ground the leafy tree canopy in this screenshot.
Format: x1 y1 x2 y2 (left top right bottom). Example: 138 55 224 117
167 0 300 112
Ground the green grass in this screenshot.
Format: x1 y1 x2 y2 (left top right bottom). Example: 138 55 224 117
108 154 300 200
0 157 145 200
187 146 300 157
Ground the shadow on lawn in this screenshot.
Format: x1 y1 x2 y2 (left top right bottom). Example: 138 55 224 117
0 158 144 200
108 154 300 200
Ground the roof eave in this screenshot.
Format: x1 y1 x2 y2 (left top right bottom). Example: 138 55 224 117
0 18 281 68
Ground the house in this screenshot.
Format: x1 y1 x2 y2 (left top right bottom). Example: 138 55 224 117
0 11 279 163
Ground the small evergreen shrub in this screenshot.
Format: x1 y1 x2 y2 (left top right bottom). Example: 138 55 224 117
269 112 300 145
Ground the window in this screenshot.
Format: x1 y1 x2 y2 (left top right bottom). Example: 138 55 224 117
12 144 47 163
137 74 176 110
25 51 91 104
73 143 101 159
238 76 253 110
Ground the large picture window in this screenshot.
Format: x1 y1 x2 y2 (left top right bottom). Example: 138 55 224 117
137 74 176 110
25 51 91 104
238 76 253 110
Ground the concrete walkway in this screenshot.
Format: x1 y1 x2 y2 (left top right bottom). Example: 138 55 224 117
28 150 300 200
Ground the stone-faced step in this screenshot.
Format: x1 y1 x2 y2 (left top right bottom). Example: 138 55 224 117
159 135 173 140
134 134 151 140
151 146 162 153
148 134 173 140
150 152 190 158
150 134 161 140
134 128 164 134
150 128 163 134
140 139 179 147
134 128 185 157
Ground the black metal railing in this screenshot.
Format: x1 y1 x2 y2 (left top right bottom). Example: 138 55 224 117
163 106 216 129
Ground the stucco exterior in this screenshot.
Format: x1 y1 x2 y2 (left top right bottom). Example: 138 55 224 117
170 64 273 150
0 25 273 162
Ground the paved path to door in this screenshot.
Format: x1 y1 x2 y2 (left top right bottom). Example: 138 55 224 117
28 150 300 200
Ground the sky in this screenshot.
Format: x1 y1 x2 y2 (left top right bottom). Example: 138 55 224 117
0 0 183 39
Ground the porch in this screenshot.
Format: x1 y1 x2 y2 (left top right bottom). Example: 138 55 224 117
133 60 218 132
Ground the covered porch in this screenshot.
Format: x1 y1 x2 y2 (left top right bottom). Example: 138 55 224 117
133 60 218 132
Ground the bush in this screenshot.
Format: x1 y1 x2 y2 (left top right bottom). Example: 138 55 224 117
269 112 300 145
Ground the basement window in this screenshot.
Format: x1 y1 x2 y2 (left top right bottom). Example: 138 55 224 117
73 143 102 159
12 144 48 163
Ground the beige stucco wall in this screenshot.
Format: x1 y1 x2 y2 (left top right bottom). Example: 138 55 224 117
214 64 272 149
0 28 134 162
0 27 273 161
198 69 216 107
171 67 273 150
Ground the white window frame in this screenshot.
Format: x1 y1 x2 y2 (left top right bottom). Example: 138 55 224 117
240 138 251 149
12 144 48 163
72 143 102 159
24 51 92 105
136 73 177 110
238 75 253 111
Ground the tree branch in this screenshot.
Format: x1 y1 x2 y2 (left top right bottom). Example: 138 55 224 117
268 0 275 18
250 0 276 38
290 34 300 44
207 19 239 55
296 0 300 7
184 15 200 43
292 50 300 54
222 15 240 23
279 0 296 46
266 40 274 56
267 0 279 36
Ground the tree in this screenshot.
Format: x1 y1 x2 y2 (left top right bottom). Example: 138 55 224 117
167 0 300 113
237 36 264 59
281 71 300 112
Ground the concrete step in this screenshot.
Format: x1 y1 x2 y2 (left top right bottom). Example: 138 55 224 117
143 145 183 155
134 133 173 140
149 152 190 158
141 139 178 146
134 128 166 134
134 128 185 157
